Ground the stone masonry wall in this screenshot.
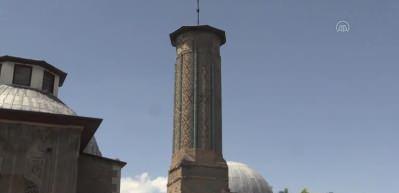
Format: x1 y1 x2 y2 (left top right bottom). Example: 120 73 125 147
0 120 82 193
76 154 122 193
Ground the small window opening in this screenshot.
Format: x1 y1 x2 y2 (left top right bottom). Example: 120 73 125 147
13 64 32 86
42 71 55 93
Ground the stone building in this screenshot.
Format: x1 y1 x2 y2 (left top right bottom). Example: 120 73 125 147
167 25 273 193
0 55 125 193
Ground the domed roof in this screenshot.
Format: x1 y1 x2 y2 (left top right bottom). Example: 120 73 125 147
0 84 102 156
0 84 76 115
227 161 273 193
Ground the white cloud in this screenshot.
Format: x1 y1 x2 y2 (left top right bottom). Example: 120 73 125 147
121 173 167 193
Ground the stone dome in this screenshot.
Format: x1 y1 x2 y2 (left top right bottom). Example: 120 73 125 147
0 84 102 156
0 84 76 115
227 161 273 193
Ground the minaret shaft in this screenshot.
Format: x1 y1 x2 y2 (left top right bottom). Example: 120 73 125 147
173 39 222 153
168 25 229 193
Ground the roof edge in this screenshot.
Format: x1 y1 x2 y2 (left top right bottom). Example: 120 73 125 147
0 108 102 151
0 55 67 86
170 25 226 46
80 152 127 167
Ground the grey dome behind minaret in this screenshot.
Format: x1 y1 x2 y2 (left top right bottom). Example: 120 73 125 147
227 162 273 193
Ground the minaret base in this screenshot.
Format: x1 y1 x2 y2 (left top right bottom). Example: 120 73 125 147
167 160 230 193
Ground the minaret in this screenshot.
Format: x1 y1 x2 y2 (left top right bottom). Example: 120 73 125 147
167 25 229 193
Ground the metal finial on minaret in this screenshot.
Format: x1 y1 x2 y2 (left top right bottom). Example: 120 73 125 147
196 0 200 25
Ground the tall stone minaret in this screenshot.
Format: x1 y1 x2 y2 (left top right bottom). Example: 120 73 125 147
167 25 229 193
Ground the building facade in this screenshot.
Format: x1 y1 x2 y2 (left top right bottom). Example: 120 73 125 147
0 55 125 193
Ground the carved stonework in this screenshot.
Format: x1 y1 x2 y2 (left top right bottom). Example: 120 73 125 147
176 37 194 55
181 53 194 148
173 56 183 153
0 120 83 193
198 54 211 150
214 61 222 153
24 129 49 189
26 158 45 180
24 178 39 193
38 129 51 143
168 26 229 193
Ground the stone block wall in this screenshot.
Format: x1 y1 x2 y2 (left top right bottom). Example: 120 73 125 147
76 153 123 193
0 120 82 193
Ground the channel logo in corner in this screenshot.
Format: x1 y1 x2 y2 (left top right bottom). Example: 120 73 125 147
336 20 350 33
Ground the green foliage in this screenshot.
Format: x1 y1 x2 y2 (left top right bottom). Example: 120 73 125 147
284 188 289 193
300 188 310 193
279 188 289 193
280 187 313 193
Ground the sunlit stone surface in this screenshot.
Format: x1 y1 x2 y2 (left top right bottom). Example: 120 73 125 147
228 162 273 193
0 84 75 115
0 84 102 156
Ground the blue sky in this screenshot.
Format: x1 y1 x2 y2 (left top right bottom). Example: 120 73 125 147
1 0 399 193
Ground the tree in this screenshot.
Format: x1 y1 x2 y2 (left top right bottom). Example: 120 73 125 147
300 188 310 193
278 188 289 193
284 188 289 193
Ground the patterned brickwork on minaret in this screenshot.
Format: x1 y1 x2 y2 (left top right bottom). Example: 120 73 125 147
167 25 229 193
